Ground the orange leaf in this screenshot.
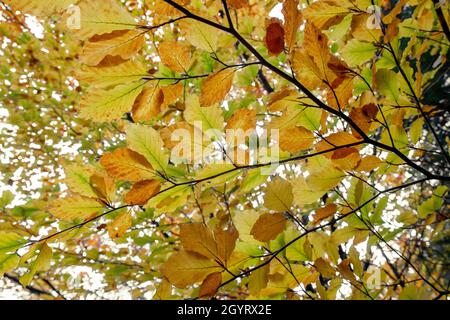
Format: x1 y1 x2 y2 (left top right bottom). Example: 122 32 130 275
124 180 161 205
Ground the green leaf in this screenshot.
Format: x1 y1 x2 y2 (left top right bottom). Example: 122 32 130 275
341 40 376 67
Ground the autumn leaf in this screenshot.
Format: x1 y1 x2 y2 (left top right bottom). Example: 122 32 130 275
264 18 285 56
251 212 287 242
282 0 302 51
264 177 293 212
303 0 349 30
159 41 192 73
200 69 235 107
107 210 132 239
161 250 222 288
199 272 222 297
279 126 315 153
124 180 161 205
48 196 103 222
100 148 155 182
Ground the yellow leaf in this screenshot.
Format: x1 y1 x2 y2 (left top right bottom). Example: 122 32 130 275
48 196 103 222
131 84 164 122
279 126 315 153
180 20 219 52
355 156 382 172
226 108 256 131
291 49 324 90
292 176 326 206
215 226 239 265
264 177 293 211
64 164 96 198
282 0 302 51
327 76 354 110
161 250 222 288
124 180 161 205
126 124 169 173
267 88 299 112
249 263 270 296
250 212 287 242
80 81 145 121
180 223 238 265
180 223 217 259
80 30 145 66
184 95 224 135
159 41 192 73
71 1 137 40
20 243 52 286
78 59 147 88
4 0 75 16
303 23 337 85
200 69 235 106
100 148 155 182
303 0 349 30
107 210 132 239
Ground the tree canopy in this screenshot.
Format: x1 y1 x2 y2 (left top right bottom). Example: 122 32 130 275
0 0 449 300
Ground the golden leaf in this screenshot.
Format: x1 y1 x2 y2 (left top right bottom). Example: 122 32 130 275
161 250 221 288
279 126 315 153
264 177 293 212
107 211 132 239
200 69 235 106
282 0 302 51
159 41 192 73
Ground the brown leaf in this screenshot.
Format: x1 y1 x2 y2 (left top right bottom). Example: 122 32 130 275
314 258 335 278
264 18 285 56
199 272 222 297
315 132 361 156
251 212 287 242
215 227 239 264
124 180 161 205
314 203 337 224
180 223 217 260
349 103 378 139
331 147 361 171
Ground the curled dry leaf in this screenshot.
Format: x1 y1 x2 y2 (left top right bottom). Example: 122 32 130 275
264 18 285 56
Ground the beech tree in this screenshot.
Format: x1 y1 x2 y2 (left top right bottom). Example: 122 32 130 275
0 0 449 300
